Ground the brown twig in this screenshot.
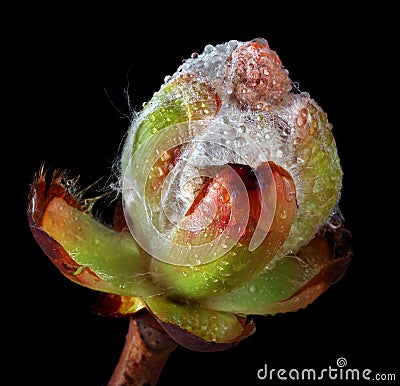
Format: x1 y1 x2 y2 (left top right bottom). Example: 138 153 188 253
108 314 177 386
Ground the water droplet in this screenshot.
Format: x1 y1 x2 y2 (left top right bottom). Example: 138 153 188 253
227 39 238 49
204 44 214 53
182 271 188 277
160 151 171 162
296 108 309 128
157 166 165 177
212 181 222 190
191 52 199 58
148 114 156 122
233 136 246 147
255 101 267 110
309 119 318 134
221 192 230 203
282 175 296 202
249 285 257 293
219 137 227 145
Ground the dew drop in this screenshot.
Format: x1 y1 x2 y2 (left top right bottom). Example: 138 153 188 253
212 181 222 190
204 44 214 53
296 108 308 128
160 151 171 162
156 166 165 177
282 175 296 202
222 115 230 124
309 119 318 134
221 192 230 203
255 101 267 110
228 40 238 49
249 285 257 293
233 136 246 147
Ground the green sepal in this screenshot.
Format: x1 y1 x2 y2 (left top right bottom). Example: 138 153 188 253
28 171 159 298
145 295 255 344
202 232 351 315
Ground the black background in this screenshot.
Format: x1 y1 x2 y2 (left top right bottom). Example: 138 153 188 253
8 4 398 385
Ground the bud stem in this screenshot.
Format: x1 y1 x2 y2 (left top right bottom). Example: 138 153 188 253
108 313 177 386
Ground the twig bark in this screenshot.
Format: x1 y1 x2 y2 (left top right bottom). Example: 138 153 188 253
108 313 177 386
